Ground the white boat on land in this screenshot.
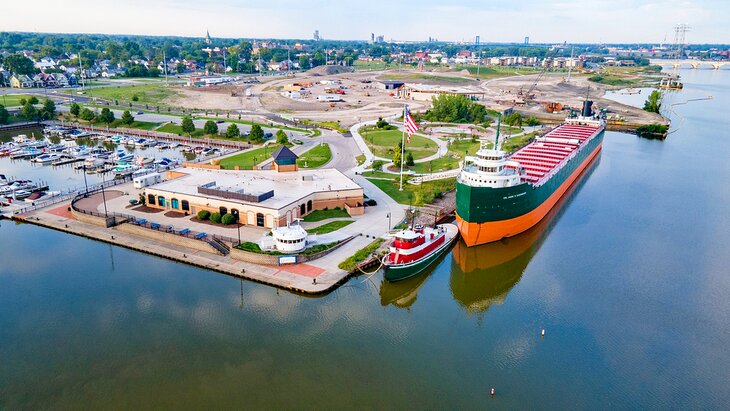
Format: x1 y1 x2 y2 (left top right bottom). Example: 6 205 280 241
24 190 61 203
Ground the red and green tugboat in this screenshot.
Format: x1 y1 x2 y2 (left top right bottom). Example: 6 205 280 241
383 223 459 282
456 101 605 246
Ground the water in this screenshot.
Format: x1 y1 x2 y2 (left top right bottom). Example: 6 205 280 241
1 69 729 409
0 132 194 192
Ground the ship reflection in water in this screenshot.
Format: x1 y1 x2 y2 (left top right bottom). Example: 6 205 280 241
378 154 601 311
379 269 433 309
450 153 602 313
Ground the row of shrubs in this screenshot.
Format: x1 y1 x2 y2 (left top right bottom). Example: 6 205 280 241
197 210 237 225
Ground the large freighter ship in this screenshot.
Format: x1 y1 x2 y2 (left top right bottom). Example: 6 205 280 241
455 101 605 246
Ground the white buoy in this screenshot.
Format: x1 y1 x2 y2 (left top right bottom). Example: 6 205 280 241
541 329 545 337
490 387 495 397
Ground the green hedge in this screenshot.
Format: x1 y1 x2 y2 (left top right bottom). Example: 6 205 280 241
197 210 210 220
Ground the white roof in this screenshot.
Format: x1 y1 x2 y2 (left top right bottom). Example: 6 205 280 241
149 167 361 211
272 224 308 240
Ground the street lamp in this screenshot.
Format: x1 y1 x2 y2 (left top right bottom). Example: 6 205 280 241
82 165 89 196
100 170 109 218
387 212 391 232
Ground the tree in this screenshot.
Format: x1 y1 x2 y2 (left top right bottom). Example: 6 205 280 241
225 123 240 138
503 112 522 127
0 105 9 125
176 63 186 74
312 52 326 67
276 129 289 145
181 116 195 134
406 152 415 166
249 124 264 143
643 90 662 114
69 102 80 117
41 99 56 120
424 94 487 123
203 120 218 135
4 54 35 75
121 110 134 125
79 107 96 121
21 101 38 120
376 117 389 128
19 98 27 106
392 141 403 168
27 96 39 105
99 107 115 124
298 55 311 70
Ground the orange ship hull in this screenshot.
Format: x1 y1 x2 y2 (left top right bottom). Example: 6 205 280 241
457 142 603 247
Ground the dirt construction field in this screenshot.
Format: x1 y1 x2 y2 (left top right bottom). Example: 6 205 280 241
162 67 665 127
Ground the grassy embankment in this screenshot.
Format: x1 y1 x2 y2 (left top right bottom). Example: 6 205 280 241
297 143 332 168
588 65 663 87
302 208 350 222
0 94 38 107
406 137 486 174
76 84 180 106
338 238 385 272
301 120 348 134
366 177 456 206
379 73 472 85
307 220 354 235
455 65 542 79
217 145 281 170
360 127 438 160
57 113 161 131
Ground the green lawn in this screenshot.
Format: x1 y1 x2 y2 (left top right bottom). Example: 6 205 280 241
366 177 456 206
218 145 281 170
78 84 180 105
307 220 354 235
156 123 207 138
302 120 348 134
361 128 438 160
0 94 38 107
354 60 394 70
338 238 385 272
303 208 350 222
379 73 472 84
501 133 537 154
109 120 161 130
454 65 542 79
298 143 332 168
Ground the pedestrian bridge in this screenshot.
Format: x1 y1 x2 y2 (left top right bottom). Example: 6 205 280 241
656 60 730 70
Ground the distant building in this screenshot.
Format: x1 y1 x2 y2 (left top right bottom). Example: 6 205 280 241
9 74 34 89
205 30 212 45
313 30 320 41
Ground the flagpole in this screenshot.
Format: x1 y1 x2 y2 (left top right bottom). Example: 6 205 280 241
399 103 406 191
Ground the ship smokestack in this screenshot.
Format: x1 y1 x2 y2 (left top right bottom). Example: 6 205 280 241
581 100 593 117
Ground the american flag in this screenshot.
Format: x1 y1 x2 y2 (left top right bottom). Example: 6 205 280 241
403 105 419 143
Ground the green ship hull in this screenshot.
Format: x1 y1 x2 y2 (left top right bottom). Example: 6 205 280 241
456 128 604 245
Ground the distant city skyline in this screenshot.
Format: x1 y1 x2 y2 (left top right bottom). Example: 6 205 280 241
1 0 728 44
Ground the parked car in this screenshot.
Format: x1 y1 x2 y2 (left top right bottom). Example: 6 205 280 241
216 120 224 124
136 111 144 115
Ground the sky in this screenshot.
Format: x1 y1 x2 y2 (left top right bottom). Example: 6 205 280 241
0 0 727 44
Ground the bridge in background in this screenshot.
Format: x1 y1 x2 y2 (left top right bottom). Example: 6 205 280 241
654 60 730 70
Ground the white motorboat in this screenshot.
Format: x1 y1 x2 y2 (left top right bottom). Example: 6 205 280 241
33 153 62 164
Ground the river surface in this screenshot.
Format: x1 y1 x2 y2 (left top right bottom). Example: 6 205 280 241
1 69 729 409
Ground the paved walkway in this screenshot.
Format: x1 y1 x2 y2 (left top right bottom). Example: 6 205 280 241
18 200 352 294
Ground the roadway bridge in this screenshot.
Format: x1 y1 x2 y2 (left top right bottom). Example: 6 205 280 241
655 60 730 70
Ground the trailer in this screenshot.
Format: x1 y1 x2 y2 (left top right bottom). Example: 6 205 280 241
133 172 163 189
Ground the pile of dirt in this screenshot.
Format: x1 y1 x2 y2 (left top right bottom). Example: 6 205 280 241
307 65 354 76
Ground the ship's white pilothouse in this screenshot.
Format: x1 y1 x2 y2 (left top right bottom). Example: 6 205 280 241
458 115 523 189
458 145 522 188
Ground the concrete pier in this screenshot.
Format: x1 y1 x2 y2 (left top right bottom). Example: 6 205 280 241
9 199 363 295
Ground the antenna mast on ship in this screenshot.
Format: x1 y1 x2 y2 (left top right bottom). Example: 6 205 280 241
494 113 502 151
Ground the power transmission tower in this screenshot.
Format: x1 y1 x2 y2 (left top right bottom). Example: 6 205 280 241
673 24 691 58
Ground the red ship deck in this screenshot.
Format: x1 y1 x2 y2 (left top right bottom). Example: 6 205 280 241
509 124 599 183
